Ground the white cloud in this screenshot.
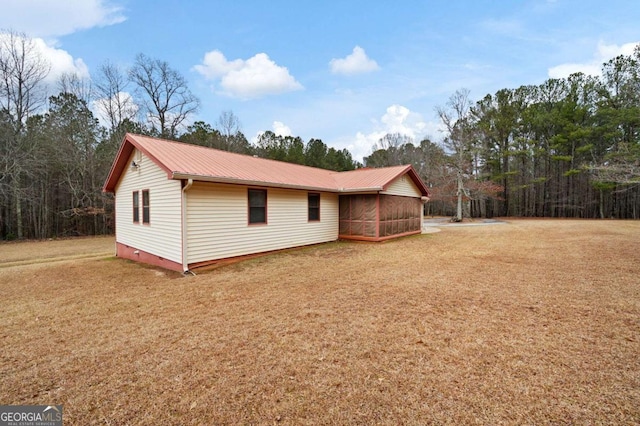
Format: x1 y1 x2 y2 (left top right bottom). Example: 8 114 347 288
548 41 639 78
330 46 380 75
272 121 292 137
193 50 303 99
0 0 123 99
252 121 293 145
379 105 427 136
345 104 442 162
0 0 126 38
547 63 601 79
35 39 90 84
0 33 89 86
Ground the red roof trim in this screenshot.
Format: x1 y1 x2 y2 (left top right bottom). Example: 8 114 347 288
103 134 176 193
102 135 133 193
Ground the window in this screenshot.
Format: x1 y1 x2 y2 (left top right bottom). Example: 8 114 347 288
248 189 267 224
132 191 139 223
142 190 150 224
308 193 320 221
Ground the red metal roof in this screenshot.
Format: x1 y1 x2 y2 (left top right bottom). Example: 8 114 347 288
103 133 430 196
332 165 414 191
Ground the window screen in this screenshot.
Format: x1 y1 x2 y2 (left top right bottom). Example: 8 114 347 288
308 193 320 221
132 191 139 223
142 190 150 224
248 189 267 224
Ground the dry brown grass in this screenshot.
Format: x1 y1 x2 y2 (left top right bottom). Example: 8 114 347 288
0 236 114 266
1 219 639 425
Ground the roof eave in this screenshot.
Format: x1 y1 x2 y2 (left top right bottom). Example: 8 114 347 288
337 187 383 193
171 173 341 193
102 134 134 193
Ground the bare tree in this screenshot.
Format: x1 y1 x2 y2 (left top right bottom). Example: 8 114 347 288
94 61 138 134
372 133 414 166
214 110 250 152
128 53 199 138
57 72 92 104
437 89 475 222
0 30 50 130
0 30 50 239
216 110 241 138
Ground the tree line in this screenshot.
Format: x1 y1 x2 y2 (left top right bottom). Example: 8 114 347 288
0 30 357 240
2 30 639 240
366 47 640 220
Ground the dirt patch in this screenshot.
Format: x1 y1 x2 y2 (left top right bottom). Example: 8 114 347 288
0 220 639 425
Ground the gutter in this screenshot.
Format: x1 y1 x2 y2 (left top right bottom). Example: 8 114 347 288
172 172 387 194
181 178 193 273
172 172 339 193
338 187 383 193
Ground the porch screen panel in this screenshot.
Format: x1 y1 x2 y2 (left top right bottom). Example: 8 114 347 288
379 195 421 237
339 196 351 220
339 194 378 237
364 195 377 236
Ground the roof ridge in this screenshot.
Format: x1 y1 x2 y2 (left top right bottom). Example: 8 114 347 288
128 133 339 175
129 133 413 176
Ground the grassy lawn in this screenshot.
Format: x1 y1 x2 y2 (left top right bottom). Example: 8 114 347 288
0 235 114 267
1 220 639 425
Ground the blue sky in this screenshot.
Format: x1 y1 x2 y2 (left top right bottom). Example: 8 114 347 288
2 0 640 160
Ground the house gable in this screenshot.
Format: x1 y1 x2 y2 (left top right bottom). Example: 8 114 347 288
381 174 424 198
114 148 182 267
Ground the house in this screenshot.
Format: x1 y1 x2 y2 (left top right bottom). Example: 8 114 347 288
102 133 430 272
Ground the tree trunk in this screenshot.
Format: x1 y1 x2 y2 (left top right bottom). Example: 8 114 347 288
599 189 605 219
15 187 23 239
455 170 463 221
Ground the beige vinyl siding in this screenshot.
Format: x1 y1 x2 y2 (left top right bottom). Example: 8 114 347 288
186 182 338 264
381 174 423 198
115 150 182 263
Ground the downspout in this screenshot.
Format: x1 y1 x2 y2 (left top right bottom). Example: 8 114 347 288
421 196 430 231
181 179 194 274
